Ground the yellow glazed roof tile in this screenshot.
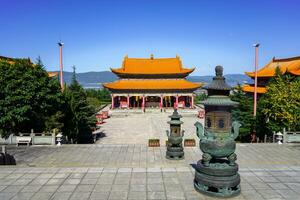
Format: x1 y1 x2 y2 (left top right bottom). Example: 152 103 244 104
111 55 195 75
245 56 300 77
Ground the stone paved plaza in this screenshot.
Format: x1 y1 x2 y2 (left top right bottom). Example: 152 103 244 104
98 110 203 144
1 112 300 200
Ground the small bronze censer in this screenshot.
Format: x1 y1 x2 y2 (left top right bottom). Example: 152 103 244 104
194 66 241 198
166 109 184 160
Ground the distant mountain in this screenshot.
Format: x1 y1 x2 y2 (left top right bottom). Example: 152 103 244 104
187 74 253 86
56 71 253 89
58 71 118 88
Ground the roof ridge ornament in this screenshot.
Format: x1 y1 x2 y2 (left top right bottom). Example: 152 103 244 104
150 54 154 60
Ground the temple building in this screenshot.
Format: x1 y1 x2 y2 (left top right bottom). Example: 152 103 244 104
0 55 58 77
103 55 202 110
243 56 300 94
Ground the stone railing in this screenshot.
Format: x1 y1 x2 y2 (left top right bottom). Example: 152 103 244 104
0 132 56 146
283 129 300 143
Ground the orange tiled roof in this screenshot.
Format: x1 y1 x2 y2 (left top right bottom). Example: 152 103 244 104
111 55 195 75
48 72 59 77
1 55 59 78
103 79 202 90
242 84 267 94
245 56 300 78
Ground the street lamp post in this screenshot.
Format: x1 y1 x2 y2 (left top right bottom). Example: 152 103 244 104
253 43 260 117
58 42 64 91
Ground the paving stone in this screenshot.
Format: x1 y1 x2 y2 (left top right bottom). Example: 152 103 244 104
51 192 72 200
114 177 130 184
118 168 132 173
93 184 112 192
57 184 77 192
130 184 146 192
69 192 91 200
88 167 104 173
84 173 101 179
108 191 128 200
147 184 165 191
132 168 146 172
11 192 35 200
39 185 59 192
90 192 110 200
0 178 18 185
52 173 69 179
46 178 66 185
30 192 53 200
111 184 129 191
37 173 55 179
268 182 289 189
75 184 94 192
20 185 41 192
12 179 33 186
256 189 283 199
166 191 185 199
128 191 147 200
64 178 81 185
81 178 98 185
29 178 49 185
0 185 7 192
2 185 24 193
147 191 166 200
97 177 115 184
69 173 85 179
0 192 17 200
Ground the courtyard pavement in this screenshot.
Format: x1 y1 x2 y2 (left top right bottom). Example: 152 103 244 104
1 112 300 200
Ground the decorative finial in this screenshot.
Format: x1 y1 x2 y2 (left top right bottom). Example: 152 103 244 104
215 65 223 77
150 54 154 59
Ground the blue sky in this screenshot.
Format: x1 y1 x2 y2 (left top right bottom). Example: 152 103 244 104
1 0 300 75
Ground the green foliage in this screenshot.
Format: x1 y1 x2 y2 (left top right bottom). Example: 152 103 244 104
259 68 300 131
0 58 64 138
230 85 255 141
195 93 207 103
63 67 95 143
85 88 111 111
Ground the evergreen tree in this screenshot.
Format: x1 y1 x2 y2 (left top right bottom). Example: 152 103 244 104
260 67 300 131
0 58 63 138
63 67 95 143
230 85 255 141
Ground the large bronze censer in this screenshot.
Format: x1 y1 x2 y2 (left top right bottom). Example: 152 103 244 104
193 66 241 198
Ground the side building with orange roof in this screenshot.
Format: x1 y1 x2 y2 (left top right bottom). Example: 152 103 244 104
242 56 300 95
0 55 58 78
103 55 202 110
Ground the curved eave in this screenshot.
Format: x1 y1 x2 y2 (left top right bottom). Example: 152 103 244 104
289 69 300 76
242 84 267 94
111 67 195 77
200 96 239 106
102 80 202 91
245 68 287 78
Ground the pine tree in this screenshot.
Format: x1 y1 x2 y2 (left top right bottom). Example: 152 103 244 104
63 66 95 143
230 85 255 141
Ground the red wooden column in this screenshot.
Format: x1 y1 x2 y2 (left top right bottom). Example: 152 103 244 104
127 95 130 108
175 95 179 109
142 95 145 111
160 95 163 109
111 94 114 109
191 95 194 109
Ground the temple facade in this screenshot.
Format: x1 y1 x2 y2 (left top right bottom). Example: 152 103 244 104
103 55 202 110
243 56 300 95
